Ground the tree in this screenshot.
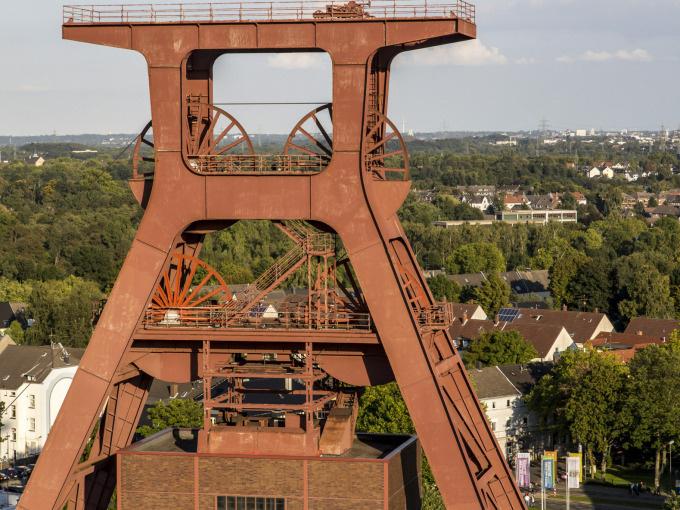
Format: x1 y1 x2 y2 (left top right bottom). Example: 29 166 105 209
527 349 628 477
616 255 675 322
649 196 659 208
427 275 461 302
5 320 24 344
357 383 443 508
594 188 623 216
24 276 103 347
445 242 506 275
549 246 587 309
357 383 414 434
0 277 33 302
136 399 203 438
565 255 613 314
626 335 680 491
472 273 510 317
559 193 577 210
462 330 538 368
664 493 680 510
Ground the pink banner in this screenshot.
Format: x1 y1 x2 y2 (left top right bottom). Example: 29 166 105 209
516 452 531 488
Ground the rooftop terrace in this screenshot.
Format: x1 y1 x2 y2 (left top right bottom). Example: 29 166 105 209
64 0 475 24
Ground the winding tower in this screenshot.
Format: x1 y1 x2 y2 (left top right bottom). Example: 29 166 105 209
20 2 525 509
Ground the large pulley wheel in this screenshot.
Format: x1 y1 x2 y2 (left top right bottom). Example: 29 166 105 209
151 252 231 309
132 121 154 179
284 103 333 164
362 110 410 181
185 99 255 172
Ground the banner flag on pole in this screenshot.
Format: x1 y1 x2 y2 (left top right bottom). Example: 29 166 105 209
567 456 580 489
541 457 554 490
516 452 531 488
544 450 558 481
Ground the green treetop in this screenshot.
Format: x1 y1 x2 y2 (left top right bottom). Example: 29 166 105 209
462 330 538 368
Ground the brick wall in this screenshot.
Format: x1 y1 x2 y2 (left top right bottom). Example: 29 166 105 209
119 440 421 510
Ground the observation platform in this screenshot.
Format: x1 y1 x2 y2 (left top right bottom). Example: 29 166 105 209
62 1 477 52
64 1 475 25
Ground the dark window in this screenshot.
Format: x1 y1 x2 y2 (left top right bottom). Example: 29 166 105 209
217 496 285 510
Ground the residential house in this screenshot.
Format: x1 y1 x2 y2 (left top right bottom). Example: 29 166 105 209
586 166 602 179
649 205 680 221
586 163 614 179
526 194 559 211
449 319 575 362
27 154 45 167
449 303 488 322
463 194 491 213
624 317 680 340
449 271 550 300
510 307 614 346
555 191 587 206
503 193 528 210
456 185 496 197
0 302 26 330
468 363 552 459
0 344 83 462
569 191 587 206
468 366 521 457
588 331 666 363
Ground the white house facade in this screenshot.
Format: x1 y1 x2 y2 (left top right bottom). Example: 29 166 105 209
0 344 81 462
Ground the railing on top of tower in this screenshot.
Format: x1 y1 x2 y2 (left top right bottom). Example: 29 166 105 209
63 0 475 24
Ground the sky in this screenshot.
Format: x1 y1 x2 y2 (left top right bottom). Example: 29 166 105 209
0 0 679 135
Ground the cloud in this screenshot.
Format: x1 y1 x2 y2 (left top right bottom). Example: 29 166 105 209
410 39 508 66
557 48 653 63
266 53 325 69
515 57 537 65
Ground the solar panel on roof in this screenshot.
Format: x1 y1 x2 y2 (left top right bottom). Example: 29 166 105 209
498 308 521 322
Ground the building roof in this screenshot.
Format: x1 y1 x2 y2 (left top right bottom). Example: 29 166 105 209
468 366 520 400
449 271 549 294
591 331 664 348
449 319 569 359
526 195 558 210
449 303 487 321
0 302 26 325
146 379 202 404
0 344 84 390
511 308 610 344
503 194 526 205
654 205 680 217
497 363 552 395
624 317 680 339
588 333 665 363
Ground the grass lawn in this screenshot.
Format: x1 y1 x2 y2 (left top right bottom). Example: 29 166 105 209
598 465 657 489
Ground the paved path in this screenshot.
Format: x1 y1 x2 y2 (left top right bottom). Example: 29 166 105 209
525 484 664 510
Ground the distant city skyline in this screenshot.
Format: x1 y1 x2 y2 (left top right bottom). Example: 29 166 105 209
0 0 679 135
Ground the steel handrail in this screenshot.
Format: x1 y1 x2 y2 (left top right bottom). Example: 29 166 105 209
63 1 475 24
190 153 328 174
144 306 372 330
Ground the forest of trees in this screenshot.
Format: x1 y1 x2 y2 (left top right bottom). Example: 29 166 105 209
0 139 679 342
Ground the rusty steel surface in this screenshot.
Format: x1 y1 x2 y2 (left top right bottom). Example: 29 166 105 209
20 4 525 510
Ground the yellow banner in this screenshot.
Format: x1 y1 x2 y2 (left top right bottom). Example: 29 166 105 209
569 452 583 482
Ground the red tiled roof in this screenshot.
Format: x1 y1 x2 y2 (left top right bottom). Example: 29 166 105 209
624 317 680 339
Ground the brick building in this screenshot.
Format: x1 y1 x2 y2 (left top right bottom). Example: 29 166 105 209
117 429 421 510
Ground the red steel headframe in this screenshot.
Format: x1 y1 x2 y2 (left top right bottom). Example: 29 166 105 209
20 2 525 509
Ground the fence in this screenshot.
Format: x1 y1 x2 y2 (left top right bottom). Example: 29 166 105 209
63 1 475 24
144 306 372 330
